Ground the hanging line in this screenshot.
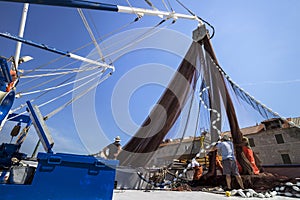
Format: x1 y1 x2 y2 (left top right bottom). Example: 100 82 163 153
166 0 174 12
38 70 105 109
19 67 77 95
102 18 174 61
19 15 140 79
18 68 104 96
19 60 95 94
161 0 170 12
77 8 105 62
19 53 100 93
22 68 96 72
86 16 171 61
21 54 69 76
126 0 142 18
212 58 300 129
20 65 101 78
11 74 76 113
44 69 112 119
175 0 215 39
8 68 107 121
144 0 160 14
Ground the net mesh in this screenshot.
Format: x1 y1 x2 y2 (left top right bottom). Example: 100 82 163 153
116 35 292 168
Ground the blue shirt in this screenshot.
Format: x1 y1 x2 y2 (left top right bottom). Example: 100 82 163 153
216 141 235 160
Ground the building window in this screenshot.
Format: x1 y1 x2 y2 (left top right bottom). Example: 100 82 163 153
275 134 284 144
281 154 292 164
248 138 255 147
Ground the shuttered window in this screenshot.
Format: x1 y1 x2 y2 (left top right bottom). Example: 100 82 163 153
281 154 291 164
275 134 284 144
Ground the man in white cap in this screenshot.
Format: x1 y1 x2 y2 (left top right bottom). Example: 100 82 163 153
102 136 122 160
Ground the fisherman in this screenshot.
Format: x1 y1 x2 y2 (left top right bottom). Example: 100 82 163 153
211 134 244 190
102 136 122 160
187 158 203 180
6 69 17 92
237 136 260 175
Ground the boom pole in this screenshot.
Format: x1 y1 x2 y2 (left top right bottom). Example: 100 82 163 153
0 0 202 23
0 32 114 70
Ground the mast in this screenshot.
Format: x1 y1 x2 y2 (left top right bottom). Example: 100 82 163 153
13 3 29 70
0 0 201 23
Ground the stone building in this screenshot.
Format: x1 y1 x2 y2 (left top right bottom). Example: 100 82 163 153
239 118 300 165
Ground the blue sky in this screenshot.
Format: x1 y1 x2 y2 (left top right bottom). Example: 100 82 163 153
0 0 300 155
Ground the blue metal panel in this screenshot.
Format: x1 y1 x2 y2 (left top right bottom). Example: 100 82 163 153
0 90 15 124
0 57 12 92
0 57 12 84
7 113 31 124
1 152 118 200
26 101 54 153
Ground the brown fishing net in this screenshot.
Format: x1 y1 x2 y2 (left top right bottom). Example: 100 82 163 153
118 41 202 167
118 34 279 171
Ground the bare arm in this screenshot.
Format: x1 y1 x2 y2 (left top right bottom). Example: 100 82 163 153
102 146 109 158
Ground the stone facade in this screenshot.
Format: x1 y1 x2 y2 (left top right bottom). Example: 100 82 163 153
150 118 300 167
245 126 300 165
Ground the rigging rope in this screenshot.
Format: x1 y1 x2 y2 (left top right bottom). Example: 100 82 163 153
19 68 76 95
126 0 141 18
44 69 113 119
166 0 174 12
18 68 104 96
22 68 94 72
9 69 110 120
20 66 101 78
12 14 141 121
38 70 104 109
20 16 140 79
144 0 159 11
101 18 174 61
213 60 300 129
174 0 215 39
21 55 66 77
161 0 170 12
19 58 78 90
77 8 105 62
12 75 76 112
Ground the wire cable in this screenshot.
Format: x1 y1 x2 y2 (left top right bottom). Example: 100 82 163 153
77 8 105 62
44 69 112 119
175 0 215 39
97 18 173 61
166 0 174 12
161 0 170 12
38 70 104 109
20 65 101 78
18 68 103 96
